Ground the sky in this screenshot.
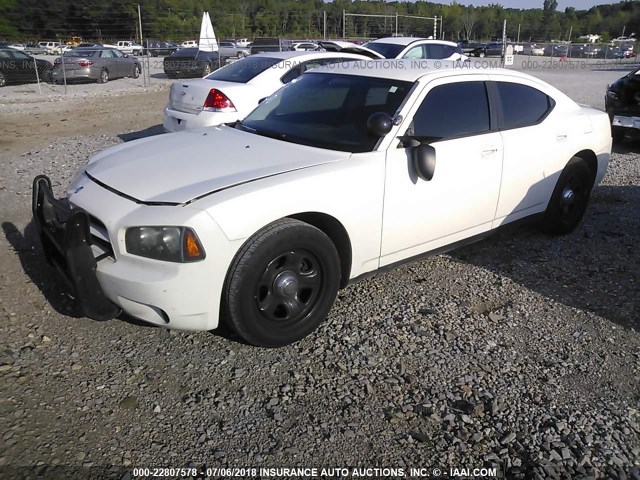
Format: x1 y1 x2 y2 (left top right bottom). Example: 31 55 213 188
427 0 617 9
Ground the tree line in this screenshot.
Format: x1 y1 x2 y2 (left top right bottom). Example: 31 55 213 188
1 0 639 44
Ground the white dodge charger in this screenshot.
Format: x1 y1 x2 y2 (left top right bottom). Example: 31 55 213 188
33 60 611 347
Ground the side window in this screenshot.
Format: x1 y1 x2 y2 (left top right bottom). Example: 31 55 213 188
496 82 555 130
424 44 448 59
100 50 114 58
112 49 124 58
403 46 424 59
412 81 490 139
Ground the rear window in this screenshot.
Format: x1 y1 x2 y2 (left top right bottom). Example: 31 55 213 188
64 49 97 57
362 42 404 59
205 56 283 83
173 48 199 56
495 82 555 130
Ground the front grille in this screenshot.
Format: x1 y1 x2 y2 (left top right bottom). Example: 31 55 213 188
88 215 115 260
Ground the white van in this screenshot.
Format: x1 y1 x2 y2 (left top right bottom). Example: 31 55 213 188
39 41 61 55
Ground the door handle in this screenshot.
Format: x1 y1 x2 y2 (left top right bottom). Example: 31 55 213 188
482 147 498 157
556 133 568 142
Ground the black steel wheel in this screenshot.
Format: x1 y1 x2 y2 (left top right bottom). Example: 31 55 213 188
132 64 140 78
222 218 340 347
541 157 593 235
97 69 109 84
0 72 5 87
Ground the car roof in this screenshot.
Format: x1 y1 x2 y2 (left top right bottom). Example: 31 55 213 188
368 37 459 47
309 59 541 83
252 50 368 61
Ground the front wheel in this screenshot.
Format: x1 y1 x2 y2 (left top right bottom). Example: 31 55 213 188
0 72 6 87
202 62 211 76
222 218 341 347
478 52 486 58
541 158 593 235
132 64 140 78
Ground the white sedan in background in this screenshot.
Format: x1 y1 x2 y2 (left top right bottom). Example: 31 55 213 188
33 61 611 348
162 50 374 132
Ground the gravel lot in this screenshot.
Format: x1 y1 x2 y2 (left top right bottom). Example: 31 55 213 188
0 61 639 479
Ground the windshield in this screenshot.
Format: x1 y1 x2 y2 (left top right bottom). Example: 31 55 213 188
238 72 412 153
362 42 404 59
205 56 283 83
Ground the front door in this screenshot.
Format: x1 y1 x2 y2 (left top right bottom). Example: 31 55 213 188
380 77 503 266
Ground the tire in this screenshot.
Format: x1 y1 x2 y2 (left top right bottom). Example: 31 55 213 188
132 64 140 79
479 52 486 58
222 218 341 347
0 72 5 87
97 69 109 84
202 62 211 76
612 126 626 144
541 158 594 235
41 67 53 83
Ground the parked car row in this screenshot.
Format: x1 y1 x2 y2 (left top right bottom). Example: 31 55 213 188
0 45 141 87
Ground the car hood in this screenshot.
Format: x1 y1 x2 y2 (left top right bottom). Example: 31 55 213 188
84 126 349 204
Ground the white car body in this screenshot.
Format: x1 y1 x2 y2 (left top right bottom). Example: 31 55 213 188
33 61 611 345
8 43 25 51
356 37 469 62
235 38 251 48
163 50 370 132
180 40 198 49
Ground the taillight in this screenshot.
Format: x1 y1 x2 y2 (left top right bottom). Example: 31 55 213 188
202 89 236 112
78 60 94 67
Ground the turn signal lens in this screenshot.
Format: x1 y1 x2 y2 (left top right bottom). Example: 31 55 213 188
184 229 204 260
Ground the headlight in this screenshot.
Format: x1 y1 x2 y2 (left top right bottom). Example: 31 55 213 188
125 226 205 262
606 89 619 100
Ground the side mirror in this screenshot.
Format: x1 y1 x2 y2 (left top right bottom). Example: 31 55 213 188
123 54 129 58
366 112 393 137
258 97 267 104
413 144 436 181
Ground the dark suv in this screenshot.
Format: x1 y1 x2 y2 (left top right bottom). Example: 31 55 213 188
143 40 178 57
250 38 293 54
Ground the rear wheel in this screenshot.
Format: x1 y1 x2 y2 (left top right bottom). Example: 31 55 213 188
132 64 140 78
202 62 211 76
0 72 6 87
541 158 593 235
97 69 109 84
222 218 340 347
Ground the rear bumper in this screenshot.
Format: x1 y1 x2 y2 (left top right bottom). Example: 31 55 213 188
31 175 122 320
612 114 640 130
163 105 239 132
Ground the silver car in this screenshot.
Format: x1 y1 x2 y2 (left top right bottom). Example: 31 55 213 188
52 47 140 84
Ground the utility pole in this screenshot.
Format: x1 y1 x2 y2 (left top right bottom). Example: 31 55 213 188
433 16 437 39
343 10 346 39
324 11 327 40
137 4 143 44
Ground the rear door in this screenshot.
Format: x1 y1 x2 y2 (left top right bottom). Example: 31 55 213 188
489 79 563 226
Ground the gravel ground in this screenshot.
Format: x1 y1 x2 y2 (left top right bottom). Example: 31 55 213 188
0 64 639 480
